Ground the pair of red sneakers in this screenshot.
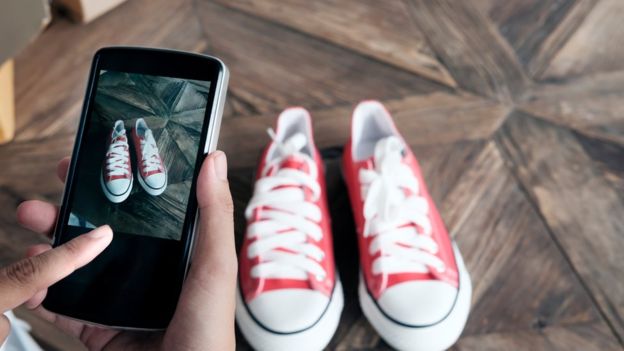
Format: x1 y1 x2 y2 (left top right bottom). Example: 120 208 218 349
236 101 471 351
101 118 167 203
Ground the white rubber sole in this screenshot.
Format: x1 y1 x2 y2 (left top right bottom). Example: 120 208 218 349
359 243 472 351
100 173 133 203
136 168 167 196
235 280 344 351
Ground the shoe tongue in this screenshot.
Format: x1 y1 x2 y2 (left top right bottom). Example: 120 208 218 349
264 154 314 199
111 126 126 141
371 136 404 169
375 136 403 158
144 129 156 143
277 133 308 157
278 154 310 173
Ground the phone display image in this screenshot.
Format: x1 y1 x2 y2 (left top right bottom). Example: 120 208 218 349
67 70 211 241
100 118 167 203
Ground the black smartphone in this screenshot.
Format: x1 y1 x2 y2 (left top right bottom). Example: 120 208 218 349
43 47 229 329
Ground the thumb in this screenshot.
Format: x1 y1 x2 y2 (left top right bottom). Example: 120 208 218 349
165 151 237 350
195 150 237 276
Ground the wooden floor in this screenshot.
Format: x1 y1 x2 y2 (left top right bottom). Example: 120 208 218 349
1 0 623 350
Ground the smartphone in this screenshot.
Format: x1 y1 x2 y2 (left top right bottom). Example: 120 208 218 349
43 47 229 329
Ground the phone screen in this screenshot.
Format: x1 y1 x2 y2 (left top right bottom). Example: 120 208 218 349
68 69 211 241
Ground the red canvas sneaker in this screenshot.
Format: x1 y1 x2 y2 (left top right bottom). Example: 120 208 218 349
342 101 472 351
132 118 167 196
236 108 343 351
101 120 133 203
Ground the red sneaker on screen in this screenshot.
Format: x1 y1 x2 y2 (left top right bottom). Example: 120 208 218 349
342 101 472 351
101 120 133 203
132 118 167 196
236 108 343 351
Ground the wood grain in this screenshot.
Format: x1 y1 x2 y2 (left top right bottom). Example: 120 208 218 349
480 0 598 78
541 0 624 81
487 0 577 66
196 1 447 119
497 112 624 341
220 92 509 168
519 71 624 146
442 142 606 336
524 0 598 79
212 0 456 87
453 323 621 351
0 132 73 198
577 135 624 196
407 0 530 102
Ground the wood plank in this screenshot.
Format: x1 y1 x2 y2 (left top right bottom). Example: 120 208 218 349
0 132 72 199
541 0 624 81
413 141 487 205
477 0 597 78
195 1 448 118
406 0 529 102
220 92 509 168
496 112 624 341
523 0 598 79
486 0 577 66
519 71 624 146
212 0 456 87
577 135 624 196
441 142 609 335
13 0 207 143
453 323 621 351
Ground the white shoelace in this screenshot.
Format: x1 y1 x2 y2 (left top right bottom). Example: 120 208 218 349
359 136 445 275
105 132 130 177
140 131 163 172
244 129 326 281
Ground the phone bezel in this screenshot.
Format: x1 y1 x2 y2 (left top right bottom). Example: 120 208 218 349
45 47 229 329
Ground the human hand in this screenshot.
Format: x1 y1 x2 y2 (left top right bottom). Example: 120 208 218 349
9 151 237 350
0 225 113 345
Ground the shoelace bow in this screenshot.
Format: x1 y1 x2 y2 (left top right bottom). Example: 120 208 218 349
244 129 326 281
140 131 163 172
106 131 130 177
359 136 445 275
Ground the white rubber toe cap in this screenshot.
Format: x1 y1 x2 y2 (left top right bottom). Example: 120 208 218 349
105 178 131 195
247 289 330 333
377 280 457 326
144 173 166 189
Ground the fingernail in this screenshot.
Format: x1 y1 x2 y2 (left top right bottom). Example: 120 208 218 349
88 225 112 239
213 151 228 181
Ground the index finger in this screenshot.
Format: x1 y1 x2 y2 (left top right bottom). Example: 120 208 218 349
0 225 112 312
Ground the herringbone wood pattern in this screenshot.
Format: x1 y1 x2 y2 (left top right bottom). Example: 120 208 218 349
1 1 623 350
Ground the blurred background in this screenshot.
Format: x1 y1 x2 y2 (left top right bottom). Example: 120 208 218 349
1 0 623 350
